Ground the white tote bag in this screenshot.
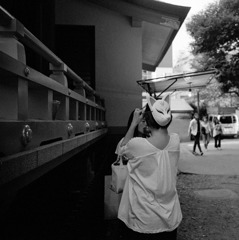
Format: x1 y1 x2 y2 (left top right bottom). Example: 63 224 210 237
104 175 122 220
110 155 128 194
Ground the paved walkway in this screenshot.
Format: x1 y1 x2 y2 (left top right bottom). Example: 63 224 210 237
179 139 239 175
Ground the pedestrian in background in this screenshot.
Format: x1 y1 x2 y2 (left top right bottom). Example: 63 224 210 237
213 118 222 150
201 115 211 150
188 112 203 156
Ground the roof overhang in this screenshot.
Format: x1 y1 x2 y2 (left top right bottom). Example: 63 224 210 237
137 69 217 96
170 99 194 113
86 0 190 71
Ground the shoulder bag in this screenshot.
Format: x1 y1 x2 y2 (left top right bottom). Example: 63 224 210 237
110 155 128 194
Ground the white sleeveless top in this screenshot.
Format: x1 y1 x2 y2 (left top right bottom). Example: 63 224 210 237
117 133 182 233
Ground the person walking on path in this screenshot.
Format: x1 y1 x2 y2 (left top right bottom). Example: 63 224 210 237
188 112 203 156
201 115 211 150
213 118 222 150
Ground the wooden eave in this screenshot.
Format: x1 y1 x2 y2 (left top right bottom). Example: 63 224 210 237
86 0 190 71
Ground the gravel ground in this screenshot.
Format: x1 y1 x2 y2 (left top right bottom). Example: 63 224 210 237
177 173 239 240
105 173 239 240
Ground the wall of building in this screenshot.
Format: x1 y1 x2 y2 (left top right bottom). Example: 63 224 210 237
169 116 191 142
55 0 143 131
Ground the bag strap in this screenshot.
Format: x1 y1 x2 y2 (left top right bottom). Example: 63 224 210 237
113 155 122 165
114 154 129 166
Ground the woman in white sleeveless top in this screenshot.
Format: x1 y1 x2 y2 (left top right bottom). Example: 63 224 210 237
118 95 182 240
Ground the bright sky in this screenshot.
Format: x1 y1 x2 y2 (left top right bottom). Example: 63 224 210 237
162 0 219 64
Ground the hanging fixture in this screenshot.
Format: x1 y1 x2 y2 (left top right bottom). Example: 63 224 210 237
185 80 192 97
183 74 192 97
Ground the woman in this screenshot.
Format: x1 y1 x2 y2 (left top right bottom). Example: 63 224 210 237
201 115 211 150
118 95 182 239
213 118 222 150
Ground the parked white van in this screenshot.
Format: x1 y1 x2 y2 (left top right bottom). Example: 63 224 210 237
218 114 239 137
209 114 239 138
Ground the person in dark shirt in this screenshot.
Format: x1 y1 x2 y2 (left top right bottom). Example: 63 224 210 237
188 112 203 156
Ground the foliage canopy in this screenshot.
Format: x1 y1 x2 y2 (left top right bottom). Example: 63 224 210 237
186 0 239 96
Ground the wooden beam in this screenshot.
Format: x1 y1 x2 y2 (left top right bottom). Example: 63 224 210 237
131 17 142 28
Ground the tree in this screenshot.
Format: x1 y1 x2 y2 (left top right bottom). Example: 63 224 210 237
186 0 239 96
188 101 207 118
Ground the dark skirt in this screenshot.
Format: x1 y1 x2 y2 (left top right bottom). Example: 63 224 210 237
119 220 178 240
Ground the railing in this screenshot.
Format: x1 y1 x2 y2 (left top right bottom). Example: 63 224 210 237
0 6 107 187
